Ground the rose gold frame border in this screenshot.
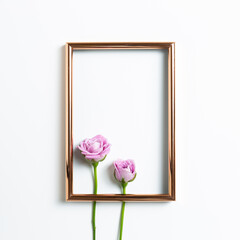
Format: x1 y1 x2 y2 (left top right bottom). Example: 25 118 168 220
65 42 175 202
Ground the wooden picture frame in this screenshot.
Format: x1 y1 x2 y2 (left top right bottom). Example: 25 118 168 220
65 42 175 202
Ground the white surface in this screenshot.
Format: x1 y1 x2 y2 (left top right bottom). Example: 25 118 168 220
72 49 168 194
1 0 240 240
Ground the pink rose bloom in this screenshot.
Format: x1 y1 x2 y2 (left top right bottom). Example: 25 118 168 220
77 135 111 162
114 159 136 183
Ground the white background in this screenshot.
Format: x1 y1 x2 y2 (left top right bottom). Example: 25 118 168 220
0 0 240 240
72 49 168 195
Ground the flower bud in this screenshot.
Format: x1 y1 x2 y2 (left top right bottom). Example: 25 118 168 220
114 159 136 183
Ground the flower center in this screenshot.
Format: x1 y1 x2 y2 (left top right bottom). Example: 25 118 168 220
88 141 101 153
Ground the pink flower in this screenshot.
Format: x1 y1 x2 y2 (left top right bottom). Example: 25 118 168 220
114 159 136 183
77 135 111 162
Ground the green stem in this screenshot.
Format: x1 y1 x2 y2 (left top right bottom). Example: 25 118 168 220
92 162 98 240
120 183 127 240
92 201 96 240
93 163 98 194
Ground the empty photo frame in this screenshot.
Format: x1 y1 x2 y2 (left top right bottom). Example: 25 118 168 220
65 42 175 202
